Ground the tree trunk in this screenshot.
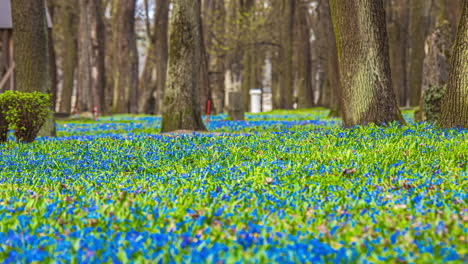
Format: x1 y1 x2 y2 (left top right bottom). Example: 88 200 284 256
278 0 295 109
240 0 255 112
387 0 409 107
198 9 211 114
296 2 313 109
112 0 138 114
408 0 431 106
204 0 226 114
12 0 56 137
323 0 341 117
139 0 170 115
161 0 207 132
59 0 78 113
77 0 106 114
440 0 468 128
329 0 405 126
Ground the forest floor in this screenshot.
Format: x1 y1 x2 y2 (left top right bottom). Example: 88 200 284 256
0 109 466 263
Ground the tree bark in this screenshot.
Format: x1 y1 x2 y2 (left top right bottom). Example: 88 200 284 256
323 0 341 117
112 0 138 114
440 0 468 128
204 0 226 114
278 0 295 109
408 0 431 106
387 0 409 107
58 0 78 113
296 2 313 109
77 0 106 113
139 0 170 115
329 0 405 126
12 0 56 136
161 0 207 132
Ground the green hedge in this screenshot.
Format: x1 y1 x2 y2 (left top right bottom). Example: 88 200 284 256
0 91 52 143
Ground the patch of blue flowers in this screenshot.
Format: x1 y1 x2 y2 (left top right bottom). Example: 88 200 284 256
0 109 466 263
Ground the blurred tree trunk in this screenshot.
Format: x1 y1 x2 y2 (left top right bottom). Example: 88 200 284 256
240 0 255 111
387 0 409 107
139 0 170 115
47 2 58 110
58 0 78 113
204 0 226 114
296 2 313 109
77 0 106 114
12 0 56 136
329 0 404 126
408 0 431 106
112 0 138 114
323 0 341 117
278 0 295 109
440 0 468 128
198 6 211 115
161 0 206 132
417 0 452 123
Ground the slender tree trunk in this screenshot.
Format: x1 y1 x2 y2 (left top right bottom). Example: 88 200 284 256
112 0 138 114
240 0 255 112
77 0 106 114
323 0 341 117
59 0 78 113
161 0 207 132
205 0 226 114
408 0 431 106
198 9 211 114
329 0 405 126
140 0 170 115
296 2 313 109
12 0 56 136
440 0 468 128
387 0 409 107
279 0 295 109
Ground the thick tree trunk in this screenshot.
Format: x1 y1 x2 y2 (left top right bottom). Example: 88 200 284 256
58 0 78 113
112 0 138 114
278 0 295 109
440 1 468 128
329 0 405 126
12 0 56 137
408 0 431 106
296 2 313 109
161 0 207 132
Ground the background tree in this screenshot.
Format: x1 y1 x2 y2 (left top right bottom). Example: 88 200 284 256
77 0 106 114
112 0 139 114
161 0 206 132
139 0 170 114
440 0 468 128
11 0 56 136
408 0 431 106
329 0 404 126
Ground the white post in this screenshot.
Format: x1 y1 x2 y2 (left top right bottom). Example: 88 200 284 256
249 89 262 113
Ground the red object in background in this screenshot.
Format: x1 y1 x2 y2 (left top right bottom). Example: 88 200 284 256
206 100 211 124
93 106 98 121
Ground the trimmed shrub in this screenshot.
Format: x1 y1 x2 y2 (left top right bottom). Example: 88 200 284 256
0 91 52 143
